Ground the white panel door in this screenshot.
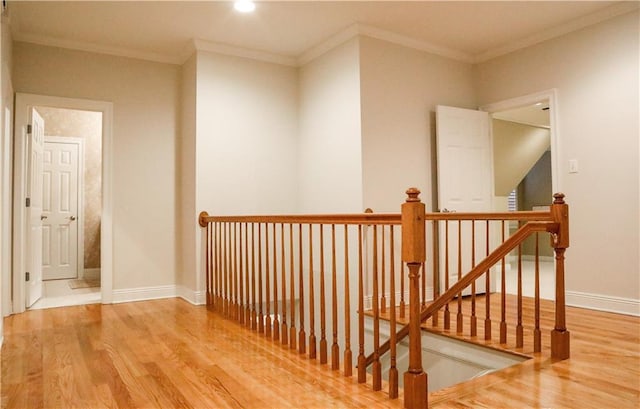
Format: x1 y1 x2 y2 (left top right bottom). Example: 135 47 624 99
436 105 493 295
42 140 80 280
26 109 45 307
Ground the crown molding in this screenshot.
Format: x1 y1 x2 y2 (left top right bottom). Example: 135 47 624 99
298 23 475 66
12 32 182 65
192 38 297 67
357 23 475 64
474 1 640 63
297 24 361 66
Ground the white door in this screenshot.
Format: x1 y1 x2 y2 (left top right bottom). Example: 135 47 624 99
435 105 493 295
26 108 45 307
42 139 80 280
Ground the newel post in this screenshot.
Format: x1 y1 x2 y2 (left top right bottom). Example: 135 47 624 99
402 188 428 409
550 193 570 360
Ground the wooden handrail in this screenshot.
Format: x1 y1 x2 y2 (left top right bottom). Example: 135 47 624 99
365 220 558 367
198 210 553 226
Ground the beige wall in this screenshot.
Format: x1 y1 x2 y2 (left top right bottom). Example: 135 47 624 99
177 53 197 291
13 42 181 290
0 12 13 335
475 11 640 303
492 119 550 196
359 36 476 212
190 50 299 293
298 37 363 213
35 106 102 270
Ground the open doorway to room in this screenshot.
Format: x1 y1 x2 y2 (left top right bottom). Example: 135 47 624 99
12 93 113 314
29 106 102 309
485 92 557 300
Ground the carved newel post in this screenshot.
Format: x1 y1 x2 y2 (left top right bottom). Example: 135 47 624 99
402 188 428 409
550 193 570 360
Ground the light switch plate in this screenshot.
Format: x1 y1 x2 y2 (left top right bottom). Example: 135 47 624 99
569 159 579 174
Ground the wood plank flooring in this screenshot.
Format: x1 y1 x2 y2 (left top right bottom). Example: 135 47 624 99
2 297 639 408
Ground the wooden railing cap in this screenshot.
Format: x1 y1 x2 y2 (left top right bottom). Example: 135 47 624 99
405 187 421 202
198 211 209 228
553 193 566 204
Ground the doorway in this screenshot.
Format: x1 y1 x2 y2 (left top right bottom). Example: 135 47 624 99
482 89 558 300
11 93 113 314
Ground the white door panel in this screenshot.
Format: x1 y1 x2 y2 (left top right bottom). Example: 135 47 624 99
436 105 493 295
42 140 79 280
26 109 45 307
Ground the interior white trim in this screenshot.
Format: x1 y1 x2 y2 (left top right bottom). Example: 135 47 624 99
480 88 560 195
12 32 182 65
43 135 85 280
112 285 177 304
474 2 640 63
192 38 298 67
297 24 361 66
177 285 206 306
566 291 640 317
12 93 113 314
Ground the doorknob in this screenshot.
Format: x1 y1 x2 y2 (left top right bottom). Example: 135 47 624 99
69 215 76 221
40 215 48 220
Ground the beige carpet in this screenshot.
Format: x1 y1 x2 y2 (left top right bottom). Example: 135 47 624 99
68 278 101 289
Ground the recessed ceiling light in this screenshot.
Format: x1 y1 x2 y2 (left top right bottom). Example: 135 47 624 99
234 0 256 13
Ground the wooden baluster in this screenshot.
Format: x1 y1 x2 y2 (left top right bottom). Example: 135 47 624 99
281 224 288 346
357 225 366 383
402 188 428 409
534 232 541 353
343 224 352 377
218 222 223 313
421 262 426 308
214 222 219 310
258 223 264 334
471 220 477 337
289 224 297 350
205 223 210 306
265 224 272 339
372 224 381 390
432 221 439 327
400 242 406 319
319 225 327 364
245 223 251 327
444 220 450 329
456 220 463 333
224 223 229 317
239 223 244 324
388 225 398 399
233 223 238 321
485 220 491 340
272 223 279 341
308 224 316 360
298 224 306 355
500 220 507 343
331 224 340 371
251 223 257 331
551 193 570 360
381 226 386 314
516 240 524 348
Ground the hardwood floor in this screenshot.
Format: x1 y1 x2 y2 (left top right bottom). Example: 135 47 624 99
2 297 639 408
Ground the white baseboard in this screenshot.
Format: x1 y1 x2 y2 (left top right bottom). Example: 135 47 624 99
566 291 640 316
177 286 206 305
364 289 429 311
112 285 178 304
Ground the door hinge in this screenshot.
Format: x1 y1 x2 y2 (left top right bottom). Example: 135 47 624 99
26 197 31 207
26 272 30 282
27 124 32 134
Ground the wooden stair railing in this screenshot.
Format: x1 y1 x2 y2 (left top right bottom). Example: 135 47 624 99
198 190 570 409
365 193 571 391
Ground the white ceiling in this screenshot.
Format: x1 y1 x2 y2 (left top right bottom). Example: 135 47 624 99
7 1 637 65
493 103 550 128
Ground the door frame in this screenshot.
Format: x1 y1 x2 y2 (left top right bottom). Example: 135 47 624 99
43 136 85 280
479 88 560 195
12 93 113 314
